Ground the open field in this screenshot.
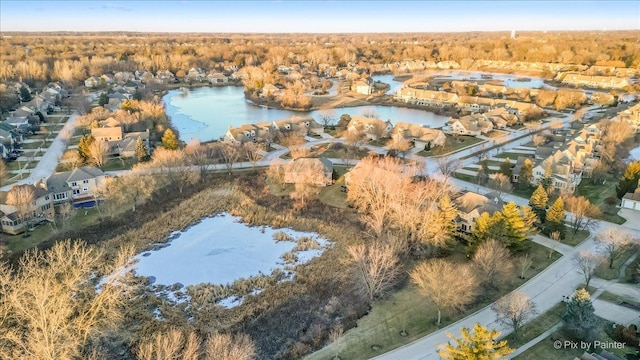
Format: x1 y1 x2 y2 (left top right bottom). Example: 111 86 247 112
419 135 484 157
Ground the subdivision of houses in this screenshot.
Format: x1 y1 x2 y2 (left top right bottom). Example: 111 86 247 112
557 72 631 89
0 184 54 235
45 167 107 207
284 157 334 186
187 68 206 82
84 76 100 88
207 72 228 84
391 122 446 148
453 191 503 233
155 70 176 84
457 96 496 113
494 100 543 119
346 116 394 140
443 114 493 136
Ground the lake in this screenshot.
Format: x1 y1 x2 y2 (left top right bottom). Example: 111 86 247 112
163 76 449 142
133 213 329 288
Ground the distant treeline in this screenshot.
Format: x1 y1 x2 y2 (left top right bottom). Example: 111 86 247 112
0 31 638 85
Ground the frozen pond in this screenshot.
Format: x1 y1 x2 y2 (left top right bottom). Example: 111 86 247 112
163 86 448 142
133 213 330 287
629 145 640 161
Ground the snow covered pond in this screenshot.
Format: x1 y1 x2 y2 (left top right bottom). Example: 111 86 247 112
133 213 330 288
630 146 640 161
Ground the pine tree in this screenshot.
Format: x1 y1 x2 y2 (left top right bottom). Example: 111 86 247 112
545 197 566 239
563 288 598 341
616 161 640 199
541 161 553 191
470 211 494 246
98 92 109 106
135 137 149 162
161 128 179 150
77 135 95 163
425 141 431 152
518 159 533 190
529 184 549 223
438 194 459 238
500 202 534 248
478 157 490 185
438 322 514 360
499 157 512 178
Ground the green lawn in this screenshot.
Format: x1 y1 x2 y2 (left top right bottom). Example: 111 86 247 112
21 141 45 149
501 302 565 349
594 248 638 280
515 319 633 360
100 158 137 171
419 136 484 157
319 177 347 208
576 176 626 225
598 291 640 309
563 228 590 246
306 241 561 360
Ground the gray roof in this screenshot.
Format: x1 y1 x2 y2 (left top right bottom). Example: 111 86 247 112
317 157 334 172
46 167 105 192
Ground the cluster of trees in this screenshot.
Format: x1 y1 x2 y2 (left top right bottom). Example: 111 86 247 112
468 202 537 250
1 31 638 85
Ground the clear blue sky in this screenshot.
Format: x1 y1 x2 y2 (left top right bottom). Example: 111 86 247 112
1 1 638 33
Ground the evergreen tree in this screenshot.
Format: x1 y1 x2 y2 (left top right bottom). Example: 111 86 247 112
499 157 512 178
500 202 534 248
77 135 95 163
19 85 32 102
470 212 494 246
545 197 566 239
541 161 554 191
529 184 549 223
563 288 598 341
518 159 533 190
161 129 179 150
425 141 431 152
135 137 149 162
438 322 513 360
616 161 640 199
98 92 109 107
438 194 459 238
477 157 490 185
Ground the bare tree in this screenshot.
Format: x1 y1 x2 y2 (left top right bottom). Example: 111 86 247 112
265 159 287 191
410 259 479 325
0 241 133 360
489 173 513 197
328 325 344 360
243 142 263 167
573 250 604 288
362 109 378 118
87 139 110 167
217 143 242 174
472 239 514 289
318 109 336 127
532 134 547 147
563 195 601 237
60 149 82 171
518 253 533 279
5 184 36 235
286 160 326 208
278 132 306 153
386 135 411 158
436 155 461 183
119 172 157 212
348 243 401 301
56 202 75 230
492 291 537 338
595 227 637 269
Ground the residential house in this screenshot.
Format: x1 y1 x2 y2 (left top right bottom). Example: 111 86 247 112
0 184 54 235
223 122 274 145
457 96 496 113
530 152 582 192
124 81 141 94
0 122 23 147
614 103 640 133
392 122 446 148
621 184 640 211
478 83 507 96
100 74 114 85
443 114 493 136
272 116 323 137
261 84 281 98
117 131 150 158
187 68 206 82
346 116 393 140
114 71 135 84
394 87 459 108
84 76 100 88
284 157 334 186
494 100 543 119
155 70 176 84
454 191 503 233
558 72 631 89
351 77 373 95
91 126 124 142
207 72 228 84
45 167 107 207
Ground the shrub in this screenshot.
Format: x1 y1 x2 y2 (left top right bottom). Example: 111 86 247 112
281 251 298 264
273 231 294 242
293 236 322 252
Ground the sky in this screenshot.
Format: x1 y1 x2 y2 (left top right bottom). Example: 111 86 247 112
0 0 638 33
